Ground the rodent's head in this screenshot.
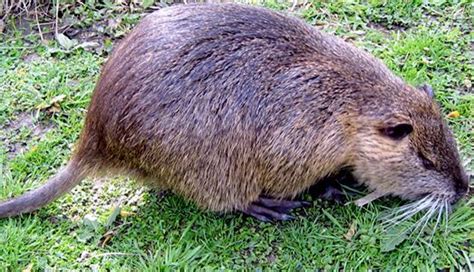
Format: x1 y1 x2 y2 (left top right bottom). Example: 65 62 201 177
351 84 469 204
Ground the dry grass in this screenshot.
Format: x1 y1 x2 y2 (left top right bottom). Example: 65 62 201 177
1 0 41 18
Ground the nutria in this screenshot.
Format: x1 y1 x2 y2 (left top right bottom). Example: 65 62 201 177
0 4 469 221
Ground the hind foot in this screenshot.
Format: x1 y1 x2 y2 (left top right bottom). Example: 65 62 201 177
240 197 311 222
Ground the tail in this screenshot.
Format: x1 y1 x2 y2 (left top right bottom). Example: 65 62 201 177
0 159 88 218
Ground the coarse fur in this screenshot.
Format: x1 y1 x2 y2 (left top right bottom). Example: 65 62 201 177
0 4 469 218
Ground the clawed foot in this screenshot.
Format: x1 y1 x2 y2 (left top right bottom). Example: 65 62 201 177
312 183 346 203
308 172 352 204
240 197 311 222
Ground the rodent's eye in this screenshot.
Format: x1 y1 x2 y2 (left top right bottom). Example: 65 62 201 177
419 152 436 170
380 123 413 140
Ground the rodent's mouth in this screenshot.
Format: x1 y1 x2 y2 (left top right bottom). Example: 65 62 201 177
450 190 469 205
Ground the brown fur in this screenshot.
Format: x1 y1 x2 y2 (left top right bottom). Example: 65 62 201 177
0 4 468 218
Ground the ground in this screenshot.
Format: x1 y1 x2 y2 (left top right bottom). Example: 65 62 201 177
0 1 473 270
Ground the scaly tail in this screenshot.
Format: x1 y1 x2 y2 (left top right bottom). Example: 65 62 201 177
0 158 88 218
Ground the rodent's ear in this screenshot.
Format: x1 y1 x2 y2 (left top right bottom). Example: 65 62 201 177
380 123 413 140
417 84 434 98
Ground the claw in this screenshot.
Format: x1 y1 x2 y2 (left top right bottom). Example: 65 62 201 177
240 197 309 222
257 197 311 213
319 184 345 203
309 180 347 204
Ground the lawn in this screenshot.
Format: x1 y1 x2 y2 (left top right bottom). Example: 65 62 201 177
0 0 473 270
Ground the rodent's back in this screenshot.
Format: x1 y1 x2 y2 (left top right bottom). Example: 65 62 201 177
87 3 401 158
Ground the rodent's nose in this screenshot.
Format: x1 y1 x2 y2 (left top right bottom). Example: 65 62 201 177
452 173 470 204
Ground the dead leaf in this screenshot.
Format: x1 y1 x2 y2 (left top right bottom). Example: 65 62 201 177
48 104 61 113
100 230 115 247
22 264 33 272
37 95 66 113
0 19 4 33
463 78 472 89
50 94 66 104
344 221 357 241
447 111 460 118
120 210 136 217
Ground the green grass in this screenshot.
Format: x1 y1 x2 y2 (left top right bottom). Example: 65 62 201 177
0 1 473 270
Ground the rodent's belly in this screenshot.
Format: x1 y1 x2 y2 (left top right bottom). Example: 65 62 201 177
256 161 319 199
109 134 318 210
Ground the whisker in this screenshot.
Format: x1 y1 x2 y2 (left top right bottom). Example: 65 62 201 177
388 200 438 244
410 199 440 243
414 200 438 231
429 201 444 242
382 196 452 249
444 199 449 234
383 195 432 218
382 203 422 219
382 196 434 228
382 197 431 223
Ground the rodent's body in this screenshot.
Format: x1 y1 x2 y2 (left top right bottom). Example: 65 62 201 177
86 4 360 211
0 4 468 219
